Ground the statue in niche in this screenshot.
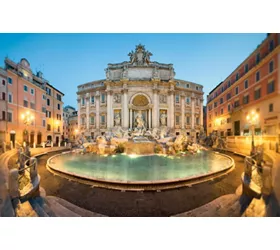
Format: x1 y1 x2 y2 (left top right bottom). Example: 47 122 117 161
135 111 145 130
159 95 167 104
114 93 121 103
114 112 121 126
160 113 167 126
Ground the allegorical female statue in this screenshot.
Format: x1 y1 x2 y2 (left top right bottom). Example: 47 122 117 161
114 113 121 126
160 113 167 126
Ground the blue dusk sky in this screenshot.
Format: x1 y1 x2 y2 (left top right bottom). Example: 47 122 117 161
0 33 267 108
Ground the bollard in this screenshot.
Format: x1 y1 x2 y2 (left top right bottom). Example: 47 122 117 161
3 142 6 153
33 142 36 148
10 141 13 150
29 157 38 183
64 142 67 147
43 142 45 148
58 141 61 147
9 169 19 199
51 141 53 148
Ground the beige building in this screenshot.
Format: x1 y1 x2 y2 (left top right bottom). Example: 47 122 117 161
63 105 77 140
77 44 204 139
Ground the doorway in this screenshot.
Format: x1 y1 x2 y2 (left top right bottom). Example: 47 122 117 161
56 136 59 146
37 133 42 145
10 132 16 148
234 120 240 136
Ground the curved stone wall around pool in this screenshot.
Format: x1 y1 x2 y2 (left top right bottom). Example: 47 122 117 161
46 151 235 186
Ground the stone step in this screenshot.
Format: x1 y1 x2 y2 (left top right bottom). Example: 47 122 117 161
16 200 38 217
45 197 81 217
242 197 267 217
29 198 49 217
46 196 106 217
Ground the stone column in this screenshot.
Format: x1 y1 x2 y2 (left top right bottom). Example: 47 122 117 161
169 90 175 128
129 109 133 129
122 84 129 129
152 88 159 128
181 93 185 129
106 90 112 129
86 93 90 131
191 95 195 129
200 98 204 128
149 109 152 129
77 96 81 130
95 91 100 130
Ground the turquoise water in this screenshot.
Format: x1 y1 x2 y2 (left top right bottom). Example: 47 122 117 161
49 151 232 183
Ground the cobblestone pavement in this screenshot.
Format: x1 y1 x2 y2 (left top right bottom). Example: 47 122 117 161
9 151 245 216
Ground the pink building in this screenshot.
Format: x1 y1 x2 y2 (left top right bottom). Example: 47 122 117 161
1 58 64 147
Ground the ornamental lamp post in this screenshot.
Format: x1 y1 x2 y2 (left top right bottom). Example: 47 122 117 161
21 111 35 146
246 110 259 156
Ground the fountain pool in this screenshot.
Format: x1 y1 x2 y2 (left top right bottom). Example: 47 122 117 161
47 150 234 187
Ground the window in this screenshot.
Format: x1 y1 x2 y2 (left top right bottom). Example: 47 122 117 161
196 117 199 125
57 94 62 101
42 107 46 113
215 112 218 117
42 94 46 100
7 112 12 122
214 102 217 108
175 115 180 125
220 108 223 115
226 93 231 100
47 99 50 106
269 40 274 52
101 115 105 124
57 114 61 120
244 64 249 73
256 71 260 82
228 104 231 112
196 86 199 91
24 100 28 107
254 88 261 100
90 116 95 125
58 126 60 132
101 94 106 104
57 103 60 110
91 96 95 104
269 103 273 112
46 87 52 96
2 79 5 85
186 116 190 125
234 100 240 108
47 124 51 131
186 97 190 104
244 80 249 89
30 102 35 109
186 84 190 88
2 92 5 100
269 61 274 73
175 94 180 103
267 80 275 94
220 98 223 104
81 97 85 106
46 111 52 118
235 87 239 95
43 120 46 127
30 88 34 95
243 95 249 104
24 85 28 92
227 80 231 88
235 73 239 81
8 77 12 84
8 93 12 103
2 111 5 120
256 53 260 64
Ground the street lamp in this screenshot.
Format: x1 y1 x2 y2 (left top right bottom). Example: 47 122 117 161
74 129 79 139
21 111 35 145
246 110 259 155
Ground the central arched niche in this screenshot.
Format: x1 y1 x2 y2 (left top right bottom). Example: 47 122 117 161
132 94 149 106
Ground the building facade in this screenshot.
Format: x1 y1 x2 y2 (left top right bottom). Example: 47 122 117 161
77 44 204 139
1 58 64 146
63 105 77 140
207 33 280 137
68 111 78 141
0 67 7 143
